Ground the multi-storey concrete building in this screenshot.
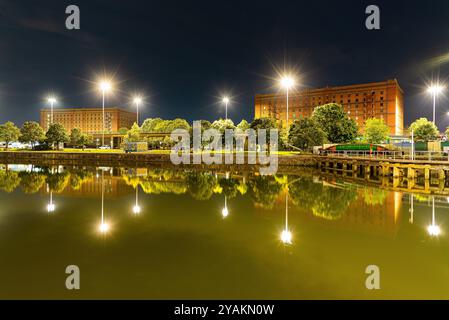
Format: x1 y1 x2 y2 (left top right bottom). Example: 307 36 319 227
40 107 136 134
254 79 404 135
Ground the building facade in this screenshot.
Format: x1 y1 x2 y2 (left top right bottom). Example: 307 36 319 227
254 79 404 135
40 107 137 134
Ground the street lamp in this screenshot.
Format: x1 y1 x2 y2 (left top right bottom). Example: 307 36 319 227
47 96 57 126
133 96 142 126
222 97 230 120
428 84 444 125
279 75 296 128
98 80 112 147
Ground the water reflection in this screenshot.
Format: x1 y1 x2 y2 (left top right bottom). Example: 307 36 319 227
427 196 441 237
0 164 448 238
1 164 449 299
46 184 55 213
280 193 292 245
132 186 142 215
221 195 229 218
98 170 110 234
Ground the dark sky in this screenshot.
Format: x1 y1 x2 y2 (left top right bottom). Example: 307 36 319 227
1 0 449 129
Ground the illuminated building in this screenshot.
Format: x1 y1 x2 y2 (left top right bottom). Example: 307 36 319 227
40 107 136 134
255 79 404 135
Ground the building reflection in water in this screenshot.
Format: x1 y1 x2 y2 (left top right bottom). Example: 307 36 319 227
2 164 449 240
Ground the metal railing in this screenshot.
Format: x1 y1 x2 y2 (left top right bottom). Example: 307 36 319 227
322 150 449 162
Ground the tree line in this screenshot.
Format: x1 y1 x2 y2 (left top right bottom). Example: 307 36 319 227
0 103 443 151
0 121 93 150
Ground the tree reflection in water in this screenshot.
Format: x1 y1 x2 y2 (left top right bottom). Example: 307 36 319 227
0 166 404 217
289 177 358 220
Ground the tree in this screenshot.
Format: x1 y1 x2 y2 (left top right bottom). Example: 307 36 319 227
78 134 93 150
46 123 69 150
311 103 358 143
118 127 128 135
0 121 21 150
236 119 250 132
410 118 439 141
199 120 212 132
364 118 390 144
211 119 235 134
125 123 142 142
288 118 326 151
19 121 45 149
69 128 82 146
141 118 163 132
250 117 278 131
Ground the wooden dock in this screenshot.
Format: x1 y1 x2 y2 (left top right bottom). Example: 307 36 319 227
316 156 449 181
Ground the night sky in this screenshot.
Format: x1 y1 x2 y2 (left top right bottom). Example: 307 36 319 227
1 0 449 129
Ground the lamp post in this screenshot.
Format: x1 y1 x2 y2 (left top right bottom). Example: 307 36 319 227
47 97 57 126
133 96 142 126
280 76 295 128
428 85 444 125
99 81 112 147
222 97 229 120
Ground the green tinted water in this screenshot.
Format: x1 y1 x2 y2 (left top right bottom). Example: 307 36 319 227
0 164 447 299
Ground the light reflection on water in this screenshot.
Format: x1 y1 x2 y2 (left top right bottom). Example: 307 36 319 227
0 163 448 299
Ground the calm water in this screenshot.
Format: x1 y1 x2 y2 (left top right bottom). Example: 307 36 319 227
0 163 448 299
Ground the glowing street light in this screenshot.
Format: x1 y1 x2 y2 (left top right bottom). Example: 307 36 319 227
427 84 444 125
427 196 441 237
133 96 143 126
280 193 293 245
98 80 113 147
132 186 141 215
222 96 230 120
279 75 296 127
47 96 57 126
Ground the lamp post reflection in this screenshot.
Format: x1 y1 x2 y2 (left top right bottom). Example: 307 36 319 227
132 186 141 215
46 183 55 213
280 193 292 245
409 194 414 224
221 195 229 218
427 196 441 237
98 170 110 234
